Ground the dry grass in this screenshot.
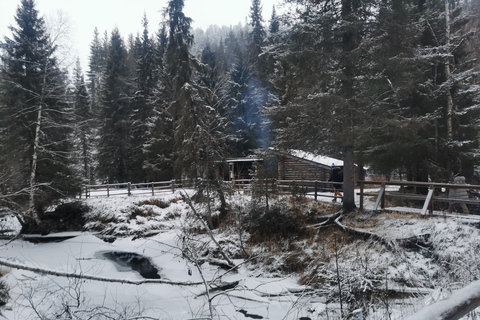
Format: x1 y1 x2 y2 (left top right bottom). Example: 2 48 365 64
169 197 182 204
137 199 170 209
341 209 419 230
130 207 158 220
0 269 9 277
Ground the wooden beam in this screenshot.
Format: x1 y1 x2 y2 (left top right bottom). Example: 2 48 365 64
421 188 434 216
373 185 385 211
404 280 480 320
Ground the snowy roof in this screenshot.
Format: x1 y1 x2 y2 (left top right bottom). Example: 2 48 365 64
225 157 263 163
288 149 343 167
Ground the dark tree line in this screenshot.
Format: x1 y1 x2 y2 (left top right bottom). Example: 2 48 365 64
0 0 271 221
1 0 479 216
265 0 480 211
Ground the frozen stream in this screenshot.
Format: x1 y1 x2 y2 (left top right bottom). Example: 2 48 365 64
0 232 323 320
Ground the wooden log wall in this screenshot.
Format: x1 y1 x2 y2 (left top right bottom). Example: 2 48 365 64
278 156 331 181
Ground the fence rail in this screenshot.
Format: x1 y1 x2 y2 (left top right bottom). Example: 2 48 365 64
82 179 343 200
358 180 480 215
81 180 181 198
82 179 480 215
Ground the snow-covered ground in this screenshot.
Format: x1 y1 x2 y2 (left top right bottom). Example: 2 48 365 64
1 231 310 319
1 188 480 319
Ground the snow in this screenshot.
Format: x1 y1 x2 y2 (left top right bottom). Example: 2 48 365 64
0 191 313 319
289 149 343 167
403 280 480 320
1 189 480 319
0 229 309 319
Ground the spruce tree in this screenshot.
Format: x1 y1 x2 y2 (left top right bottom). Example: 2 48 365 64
145 0 231 189
87 27 106 118
249 0 266 60
0 0 79 225
146 0 196 180
143 21 174 181
129 15 157 182
227 53 268 156
97 28 133 183
72 59 94 183
269 5 280 34
359 0 480 181
267 0 377 212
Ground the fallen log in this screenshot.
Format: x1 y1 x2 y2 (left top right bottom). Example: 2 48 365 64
0 258 203 286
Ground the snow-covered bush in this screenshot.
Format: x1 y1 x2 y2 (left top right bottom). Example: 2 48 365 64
246 200 307 243
0 277 9 306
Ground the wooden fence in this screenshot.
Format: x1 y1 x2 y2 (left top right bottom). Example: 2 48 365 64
82 179 480 215
81 180 181 198
82 179 342 200
358 180 480 215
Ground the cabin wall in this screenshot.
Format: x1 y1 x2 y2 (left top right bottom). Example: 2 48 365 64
278 156 331 181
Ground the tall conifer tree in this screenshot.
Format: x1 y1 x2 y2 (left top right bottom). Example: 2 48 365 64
0 0 78 224
268 0 377 212
249 0 266 59
73 59 94 183
87 27 106 118
129 15 157 182
97 28 133 183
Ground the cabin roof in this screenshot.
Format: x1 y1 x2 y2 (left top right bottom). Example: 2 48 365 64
225 157 263 163
287 149 343 167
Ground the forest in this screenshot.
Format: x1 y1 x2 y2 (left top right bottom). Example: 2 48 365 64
0 0 480 224
1 1 480 319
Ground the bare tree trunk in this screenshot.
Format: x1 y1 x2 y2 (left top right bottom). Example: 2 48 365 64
182 192 235 268
343 144 356 213
28 61 49 226
28 104 42 225
445 0 454 141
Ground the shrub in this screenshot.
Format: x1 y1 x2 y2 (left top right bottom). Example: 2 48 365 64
0 279 9 306
246 201 306 242
137 199 169 209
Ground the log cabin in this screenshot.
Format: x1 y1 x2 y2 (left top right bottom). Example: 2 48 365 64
220 157 263 181
276 150 343 181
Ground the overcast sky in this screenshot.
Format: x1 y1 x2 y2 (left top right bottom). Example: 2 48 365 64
0 0 281 71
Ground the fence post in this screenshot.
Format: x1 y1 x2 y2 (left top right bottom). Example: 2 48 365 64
152 182 154 196
359 181 364 210
128 182 131 196
314 181 318 201
107 185 110 197
381 182 386 209
171 180 175 193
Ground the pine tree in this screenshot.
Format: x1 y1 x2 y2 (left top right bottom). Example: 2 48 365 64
227 53 268 156
146 0 196 180
97 28 133 183
359 0 480 181
129 14 158 182
218 6 271 158
0 0 79 225
156 23 168 70
87 27 106 117
214 40 228 77
143 21 174 181
73 59 94 183
267 0 378 212
145 0 231 190
269 5 280 34
249 0 266 60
